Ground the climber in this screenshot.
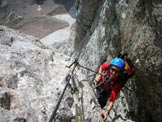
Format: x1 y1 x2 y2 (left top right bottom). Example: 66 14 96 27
95 57 126 121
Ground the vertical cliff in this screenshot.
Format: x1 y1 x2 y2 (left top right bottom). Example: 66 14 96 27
73 0 162 122
1 0 162 122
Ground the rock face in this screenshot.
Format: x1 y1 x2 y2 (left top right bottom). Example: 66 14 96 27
73 0 162 122
0 25 70 122
0 0 23 28
1 0 162 122
0 25 105 122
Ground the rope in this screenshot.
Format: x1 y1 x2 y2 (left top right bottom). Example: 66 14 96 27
48 59 100 122
49 80 70 122
78 63 100 75
73 94 83 122
75 104 82 122
71 74 83 122
48 60 81 122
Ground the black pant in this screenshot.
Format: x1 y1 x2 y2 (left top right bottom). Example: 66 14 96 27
97 90 110 108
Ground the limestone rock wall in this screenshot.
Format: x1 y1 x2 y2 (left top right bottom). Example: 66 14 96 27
73 0 162 122
0 25 105 122
0 0 23 28
0 25 72 122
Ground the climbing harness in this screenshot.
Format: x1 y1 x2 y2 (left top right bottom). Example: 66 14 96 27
94 75 112 99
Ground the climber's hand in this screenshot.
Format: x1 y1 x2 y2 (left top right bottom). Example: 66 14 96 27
101 110 109 121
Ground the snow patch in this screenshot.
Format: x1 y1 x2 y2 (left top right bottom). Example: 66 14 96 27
40 14 75 46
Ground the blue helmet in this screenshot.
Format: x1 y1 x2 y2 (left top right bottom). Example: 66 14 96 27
110 57 125 70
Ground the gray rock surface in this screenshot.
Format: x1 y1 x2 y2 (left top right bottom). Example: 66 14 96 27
0 25 68 121
1 0 162 122
73 0 162 122
0 25 104 122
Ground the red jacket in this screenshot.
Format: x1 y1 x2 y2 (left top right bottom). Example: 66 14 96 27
98 63 124 102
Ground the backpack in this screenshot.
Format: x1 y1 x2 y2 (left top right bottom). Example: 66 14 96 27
117 53 136 82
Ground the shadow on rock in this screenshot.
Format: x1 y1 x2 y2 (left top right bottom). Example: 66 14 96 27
35 0 46 5
53 0 76 12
